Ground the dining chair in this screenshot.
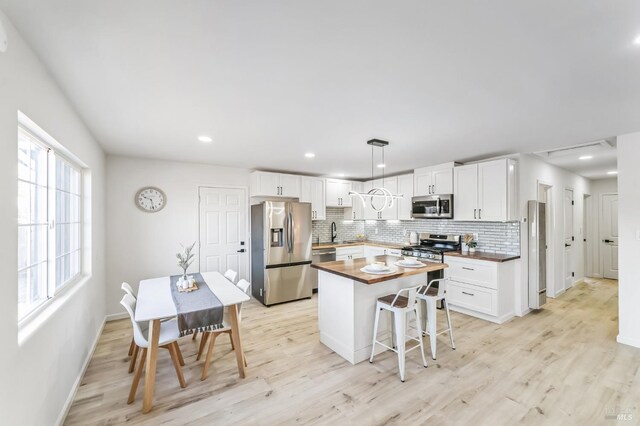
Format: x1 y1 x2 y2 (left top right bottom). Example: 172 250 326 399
224 269 239 284
198 278 251 380
369 285 428 382
120 294 187 403
121 282 138 360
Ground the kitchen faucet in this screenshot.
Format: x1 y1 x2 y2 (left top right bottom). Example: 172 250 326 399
331 222 337 242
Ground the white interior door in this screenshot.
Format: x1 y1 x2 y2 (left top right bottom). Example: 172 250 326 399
601 194 619 279
564 189 574 290
199 187 248 280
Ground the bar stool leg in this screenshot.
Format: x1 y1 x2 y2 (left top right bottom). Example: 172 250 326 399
369 304 382 363
426 298 438 360
414 307 428 368
394 310 407 382
444 299 456 350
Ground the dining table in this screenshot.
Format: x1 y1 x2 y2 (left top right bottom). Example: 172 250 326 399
135 271 250 413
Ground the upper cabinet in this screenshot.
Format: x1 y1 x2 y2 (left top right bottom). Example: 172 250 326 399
300 177 326 220
344 182 365 220
362 177 398 220
414 162 458 196
397 174 414 220
453 159 517 222
326 179 352 207
250 171 301 198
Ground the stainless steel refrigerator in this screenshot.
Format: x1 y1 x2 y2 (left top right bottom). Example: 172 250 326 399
251 201 313 306
528 200 547 309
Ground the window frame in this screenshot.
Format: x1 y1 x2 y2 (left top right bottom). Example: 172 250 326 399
17 120 85 324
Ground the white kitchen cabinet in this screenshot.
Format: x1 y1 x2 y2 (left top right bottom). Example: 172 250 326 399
453 164 479 221
362 178 398 220
250 171 301 198
300 177 326 220
397 174 414 220
413 162 458 196
344 182 365 220
336 246 364 261
453 159 517 222
364 245 387 257
326 179 352 207
443 255 517 324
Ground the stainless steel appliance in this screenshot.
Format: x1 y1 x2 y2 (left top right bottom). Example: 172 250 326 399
311 247 337 291
251 201 313 306
411 194 454 219
528 200 547 309
400 233 461 263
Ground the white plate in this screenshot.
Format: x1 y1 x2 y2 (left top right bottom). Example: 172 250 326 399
360 266 396 275
395 260 425 268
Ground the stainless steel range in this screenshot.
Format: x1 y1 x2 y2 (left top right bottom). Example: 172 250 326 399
401 233 461 263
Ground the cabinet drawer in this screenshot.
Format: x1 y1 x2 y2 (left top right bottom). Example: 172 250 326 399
387 249 401 256
447 282 496 316
336 246 364 256
446 259 497 289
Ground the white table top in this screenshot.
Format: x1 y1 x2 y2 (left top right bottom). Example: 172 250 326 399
135 271 251 322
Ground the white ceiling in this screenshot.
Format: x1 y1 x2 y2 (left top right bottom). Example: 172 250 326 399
534 140 618 179
2 1 640 179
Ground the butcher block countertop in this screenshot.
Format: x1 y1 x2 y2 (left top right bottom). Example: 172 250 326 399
445 251 520 263
312 240 405 250
311 255 447 284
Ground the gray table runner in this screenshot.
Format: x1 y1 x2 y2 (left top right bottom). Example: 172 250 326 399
170 273 224 337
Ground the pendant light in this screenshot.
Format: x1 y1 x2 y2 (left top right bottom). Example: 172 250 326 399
348 139 403 212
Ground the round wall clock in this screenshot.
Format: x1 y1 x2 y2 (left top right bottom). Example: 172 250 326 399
135 187 166 212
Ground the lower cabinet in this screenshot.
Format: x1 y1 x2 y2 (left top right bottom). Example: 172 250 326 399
443 255 517 324
363 246 401 257
336 246 364 261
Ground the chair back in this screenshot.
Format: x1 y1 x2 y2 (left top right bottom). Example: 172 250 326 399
235 279 251 321
121 282 136 299
120 294 148 348
391 285 422 310
224 269 239 284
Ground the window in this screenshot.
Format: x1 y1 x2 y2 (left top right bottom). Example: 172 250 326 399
17 124 83 321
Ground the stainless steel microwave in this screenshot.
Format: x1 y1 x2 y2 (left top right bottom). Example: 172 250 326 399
411 195 454 219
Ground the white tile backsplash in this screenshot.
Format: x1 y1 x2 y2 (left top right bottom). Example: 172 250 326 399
312 207 520 255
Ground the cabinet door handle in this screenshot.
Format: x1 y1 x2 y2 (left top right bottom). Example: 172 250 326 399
462 291 474 296
478 208 482 219
462 267 475 271
474 209 477 219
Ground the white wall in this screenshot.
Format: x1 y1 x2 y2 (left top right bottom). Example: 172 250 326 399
617 133 640 348
515 154 591 315
588 178 618 278
0 10 106 425
106 156 250 316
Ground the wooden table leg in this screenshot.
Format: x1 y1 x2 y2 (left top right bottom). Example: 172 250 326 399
228 304 246 378
142 319 161 413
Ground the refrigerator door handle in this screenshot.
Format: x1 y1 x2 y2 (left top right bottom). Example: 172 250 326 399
289 211 295 253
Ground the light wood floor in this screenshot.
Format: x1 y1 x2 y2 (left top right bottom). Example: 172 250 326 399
66 278 640 425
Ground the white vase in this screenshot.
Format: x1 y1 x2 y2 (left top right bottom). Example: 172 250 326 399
469 247 476 253
462 243 469 253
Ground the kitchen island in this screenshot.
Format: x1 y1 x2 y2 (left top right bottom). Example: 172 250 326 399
311 255 447 364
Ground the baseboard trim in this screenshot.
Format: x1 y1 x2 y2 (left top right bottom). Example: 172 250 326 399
106 312 128 322
56 317 106 426
617 334 640 349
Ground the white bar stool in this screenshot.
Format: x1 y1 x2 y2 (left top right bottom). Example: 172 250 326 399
417 278 456 360
369 285 428 382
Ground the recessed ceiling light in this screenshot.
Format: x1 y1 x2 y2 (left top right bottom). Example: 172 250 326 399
607 170 618 175
198 135 213 143
377 163 386 168
634 35 640 45
579 155 593 160
304 152 315 158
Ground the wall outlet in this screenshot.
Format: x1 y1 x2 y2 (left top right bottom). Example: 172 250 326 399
473 233 479 241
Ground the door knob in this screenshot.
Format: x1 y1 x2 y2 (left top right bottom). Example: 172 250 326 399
603 239 613 243
237 249 246 253
565 243 571 248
